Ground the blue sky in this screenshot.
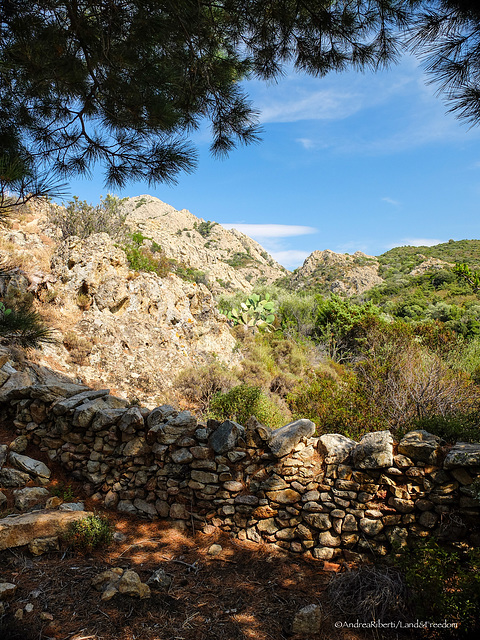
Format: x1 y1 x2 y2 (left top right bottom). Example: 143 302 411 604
67 55 480 271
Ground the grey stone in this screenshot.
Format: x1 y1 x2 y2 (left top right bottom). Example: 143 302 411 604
13 487 50 510
147 568 172 590
59 502 85 511
52 389 110 415
398 430 443 463
342 514 358 532
318 433 356 463
9 452 51 479
171 448 193 464
147 405 178 428
209 420 245 454
0 467 31 488
352 431 394 469
134 499 157 517
123 437 149 457
191 470 218 484
9 436 28 454
0 445 7 469
444 442 480 469
0 491 6 508
269 419 316 458
292 604 323 635
118 407 144 432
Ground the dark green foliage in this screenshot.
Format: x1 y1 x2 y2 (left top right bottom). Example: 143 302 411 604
1 1 415 190
0 302 56 349
409 414 480 443
194 220 217 238
63 514 113 552
209 384 288 428
226 252 255 268
287 366 387 439
394 538 480 637
48 195 128 240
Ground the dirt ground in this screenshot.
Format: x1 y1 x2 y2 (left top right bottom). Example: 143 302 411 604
0 428 418 640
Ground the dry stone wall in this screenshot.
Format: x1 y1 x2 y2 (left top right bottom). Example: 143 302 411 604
1 368 480 561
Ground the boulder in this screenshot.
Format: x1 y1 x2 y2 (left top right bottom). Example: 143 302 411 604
209 420 245 454
0 468 31 488
352 430 394 469
398 430 443 463
292 604 324 636
0 445 7 469
8 436 29 454
0 509 93 550
13 487 50 510
444 442 480 469
318 433 356 463
9 452 51 479
268 419 316 458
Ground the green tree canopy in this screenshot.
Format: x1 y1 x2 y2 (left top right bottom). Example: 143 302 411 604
1 0 480 194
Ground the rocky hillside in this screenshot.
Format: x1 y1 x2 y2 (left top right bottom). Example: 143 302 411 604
289 250 384 296
122 195 286 293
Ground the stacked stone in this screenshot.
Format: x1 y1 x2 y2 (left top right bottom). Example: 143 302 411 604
1 365 480 560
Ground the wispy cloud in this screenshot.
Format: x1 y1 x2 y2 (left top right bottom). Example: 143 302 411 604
296 138 316 150
259 89 361 123
382 197 400 207
385 237 444 249
221 223 318 238
269 249 311 270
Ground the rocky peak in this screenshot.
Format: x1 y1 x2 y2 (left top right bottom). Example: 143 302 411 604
290 249 383 296
121 195 286 293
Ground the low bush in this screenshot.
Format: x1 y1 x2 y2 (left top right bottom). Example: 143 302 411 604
394 538 480 637
48 194 128 240
209 383 290 428
63 514 113 552
176 361 239 411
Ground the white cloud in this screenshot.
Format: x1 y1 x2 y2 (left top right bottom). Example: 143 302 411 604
259 89 361 123
221 223 318 238
385 238 444 249
296 138 316 150
269 249 311 270
382 197 400 207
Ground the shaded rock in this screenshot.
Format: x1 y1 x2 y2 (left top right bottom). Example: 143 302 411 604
9 452 51 479
0 509 93 550
292 604 323 635
147 568 172 590
0 491 6 508
444 442 480 469
0 583 17 600
269 419 315 458
8 436 28 454
13 487 50 510
118 570 151 598
398 430 443 463
318 433 356 463
52 389 110 416
352 430 393 469
28 536 60 556
209 420 245 454
0 467 31 488
0 445 7 469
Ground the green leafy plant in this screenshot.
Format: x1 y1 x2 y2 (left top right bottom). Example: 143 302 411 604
225 293 276 331
209 383 289 428
51 483 75 501
63 514 113 552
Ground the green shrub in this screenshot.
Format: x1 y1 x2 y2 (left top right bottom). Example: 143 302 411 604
48 194 128 240
394 538 480 637
287 366 387 439
0 301 56 349
63 514 113 552
409 414 480 443
176 361 239 411
209 384 289 428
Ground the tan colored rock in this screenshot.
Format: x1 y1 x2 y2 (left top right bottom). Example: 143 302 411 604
28 536 60 556
118 570 151 599
291 250 383 296
0 583 17 600
0 509 93 551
